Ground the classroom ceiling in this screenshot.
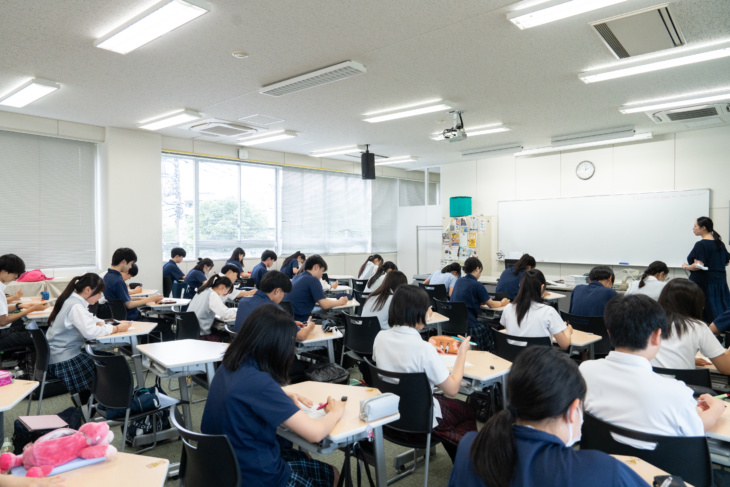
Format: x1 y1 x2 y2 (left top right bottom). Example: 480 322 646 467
1 0 729 171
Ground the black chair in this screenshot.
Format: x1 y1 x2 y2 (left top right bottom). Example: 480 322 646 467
353 290 370 316
652 366 715 396
353 279 369 293
170 407 240 487
85 345 177 453
171 281 188 299
365 359 440 486
418 283 448 308
239 277 255 289
162 276 173 298
581 412 712 487
340 313 381 366
433 299 469 336
279 301 294 317
560 311 612 356
107 300 128 320
175 312 201 340
492 331 551 362
492 292 509 301
26 322 66 415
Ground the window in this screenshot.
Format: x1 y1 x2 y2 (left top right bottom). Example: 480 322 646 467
372 178 398 252
0 130 97 268
399 179 440 207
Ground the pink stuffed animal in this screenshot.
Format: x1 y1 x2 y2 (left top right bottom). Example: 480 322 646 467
0 423 117 477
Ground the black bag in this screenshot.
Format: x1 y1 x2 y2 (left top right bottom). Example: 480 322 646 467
305 363 350 384
12 407 81 454
123 410 171 446
102 379 165 420
467 382 504 423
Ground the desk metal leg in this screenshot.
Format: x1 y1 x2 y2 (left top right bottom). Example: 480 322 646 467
0 411 4 439
373 425 387 487
130 336 145 386
437 323 442 336
178 376 193 430
326 342 335 364
205 362 216 387
589 344 595 360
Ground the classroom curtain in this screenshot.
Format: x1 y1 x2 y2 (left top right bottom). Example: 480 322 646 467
0 130 96 268
371 178 398 252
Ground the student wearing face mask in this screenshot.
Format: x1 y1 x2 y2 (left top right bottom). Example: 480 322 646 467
449 346 646 487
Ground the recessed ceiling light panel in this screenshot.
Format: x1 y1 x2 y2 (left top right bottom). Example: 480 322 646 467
508 0 630 30
363 101 453 123
138 109 202 130
0 78 59 107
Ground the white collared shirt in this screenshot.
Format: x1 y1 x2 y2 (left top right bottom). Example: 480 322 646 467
652 318 726 369
625 276 666 301
64 293 114 338
373 325 450 425
500 301 566 338
580 351 703 440
358 261 378 280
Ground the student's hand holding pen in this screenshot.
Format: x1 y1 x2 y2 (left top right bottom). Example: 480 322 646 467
323 396 347 417
500 298 510 306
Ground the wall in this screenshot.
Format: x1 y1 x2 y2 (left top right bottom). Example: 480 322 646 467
440 126 730 282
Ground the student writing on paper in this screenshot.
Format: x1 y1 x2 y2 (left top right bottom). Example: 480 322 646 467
580 295 725 442
624 260 668 301
125 263 142 295
280 251 306 279
286 255 347 322
251 250 277 288
184 257 214 294
162 247 187 282
187 275 237 342
225 247 250 277
653 278 730 374
357 254 383 280
448 346 646 487
495 253 535 301
202 304 345 487
569 265 617 316
373 285 477 462
682 216 730 323
362 270 408 330
103 248 163 321
500 270 572 349
47 273 131 406
220 264 256 300
364 261 397 293
423 262 461 297
0 254 47 351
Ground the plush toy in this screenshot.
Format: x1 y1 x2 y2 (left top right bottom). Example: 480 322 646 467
0 423 117 477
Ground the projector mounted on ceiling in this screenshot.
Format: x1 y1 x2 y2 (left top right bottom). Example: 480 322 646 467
440 110 467 142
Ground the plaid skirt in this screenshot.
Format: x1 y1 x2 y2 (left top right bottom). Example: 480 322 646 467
469 321 494 352
433 394 478 446
48 352 95 394
282 448 334 487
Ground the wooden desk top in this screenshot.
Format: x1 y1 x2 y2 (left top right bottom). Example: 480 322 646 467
96 321 158 340
543 291 566 300
28 308 52 319
327 285 352 293
137 340 228 369
611 455 689 486
130 288 158 297
497 328 601 347
145 298 190 309
282 382 399 442
328 275 354 280
0 380 39 412
328 298 359 310
53 453 169 486
705 402 730 441
442 350 511 381
427 312 449 325
480 303 508 311
300 325 343 344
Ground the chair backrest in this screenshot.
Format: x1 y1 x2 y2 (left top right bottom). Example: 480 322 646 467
171 281 188 299
107 300 128 320
85 345 134 410
239 277 255 289
418 283 448 308
492 331 551 362
352 290 370 316
163 276 173 298
652 366 713 389
279 301 293 317
353 279 369 293
27 322 49 381
170 407 241 487
365 358 433 435
581 412 712 487
560 310 612 355
433 299 469 336
343 313 381 356
492 292 509 301
175 312 201 340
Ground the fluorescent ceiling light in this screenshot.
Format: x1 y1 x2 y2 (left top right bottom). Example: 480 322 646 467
462 144 524 157
363 99 443 117
430 123 510 141
0 79 59 108
310 145 364 158
375 156 418 166
363 102 452 123
620 90 730 114
138 109 202 130
516 132 652 156
508 0 629 30
95 0 208 54
580 41 730 83
238 130 297 146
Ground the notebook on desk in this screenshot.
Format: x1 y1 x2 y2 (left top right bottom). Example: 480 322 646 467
18 415 67 432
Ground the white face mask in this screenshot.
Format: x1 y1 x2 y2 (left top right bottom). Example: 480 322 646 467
565 407 583 447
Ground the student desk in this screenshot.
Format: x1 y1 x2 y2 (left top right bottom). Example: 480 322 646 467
424 311 449 336
328 298 359 312
94 321 158 386
43 453 169 486
130 288 158 297
326 285 352 294
442 351 511 400
297 324 342 363
143 298 190 312
496 328 602 359
328 275 355 288
137 340 227 429
0 380 39 438
611 455 689 486
279 381 400 487
27 308 52 323
478 275 575 292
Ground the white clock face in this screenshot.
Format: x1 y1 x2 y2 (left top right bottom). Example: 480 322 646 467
576 161 595 180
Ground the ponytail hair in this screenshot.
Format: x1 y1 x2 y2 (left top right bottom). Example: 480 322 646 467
193 257 214 272
358 254 383 279
367 261 397 288
470 346 586 487
512 253 536 276
657 278 704 339
197 275 232 295
697 216 723 251
441 262 461 274
49 273 105 326
367 270 408 312
281 251 304 269
513 269 546 325
638 260 668 288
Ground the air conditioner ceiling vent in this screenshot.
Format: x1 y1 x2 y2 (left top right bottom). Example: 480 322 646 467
649 103 730 127
260 60 366 97
188 120 259 137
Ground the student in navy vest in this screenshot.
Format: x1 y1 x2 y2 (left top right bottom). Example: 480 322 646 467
496 253 535 301
163 247 186 282
226 247 251 278
569 266 617 316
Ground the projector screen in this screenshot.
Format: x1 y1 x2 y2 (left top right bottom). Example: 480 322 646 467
498 189 710 268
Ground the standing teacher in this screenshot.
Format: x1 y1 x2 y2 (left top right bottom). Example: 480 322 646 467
682 216 730 323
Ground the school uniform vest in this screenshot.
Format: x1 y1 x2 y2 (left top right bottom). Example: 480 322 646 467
187 288 216 335
47 294 87 364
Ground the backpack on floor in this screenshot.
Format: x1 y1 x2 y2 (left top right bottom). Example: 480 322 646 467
467 382 504 423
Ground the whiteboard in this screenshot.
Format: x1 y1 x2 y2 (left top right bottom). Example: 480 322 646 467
498 189 710 268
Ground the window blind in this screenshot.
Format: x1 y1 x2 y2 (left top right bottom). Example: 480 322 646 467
372 178 398 252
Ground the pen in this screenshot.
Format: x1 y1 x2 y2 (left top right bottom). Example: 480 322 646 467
451 336 477 346
317 396 348 410
715 393 729 399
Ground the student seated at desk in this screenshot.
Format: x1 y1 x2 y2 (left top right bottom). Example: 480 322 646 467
373 285 477 461
286 255 348 322
364 261 397 293
495 253 535 301
187 275 237 342
163 247 186 282
103 248 163 322
225 247 250 278
220 264 255 301
500 269 572 350
569 265 617 316
235 271 314 340
184 257 213 293
125 263 142 295
625 260 668 301
202 304 345 487
580 294 725 442
47 273 131 406
0 254 49 351
448 346 646 487
362 270 408 329
423 262 460 297
357 254 383 280
251 250 277 288
653 278 730 374
280 251 306 279
451 257 509 351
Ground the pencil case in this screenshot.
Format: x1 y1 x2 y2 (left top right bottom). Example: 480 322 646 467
0 370 13 387
428 335 461 354
359 393 400 421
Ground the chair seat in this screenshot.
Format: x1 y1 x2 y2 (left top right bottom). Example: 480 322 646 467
383 426 443 450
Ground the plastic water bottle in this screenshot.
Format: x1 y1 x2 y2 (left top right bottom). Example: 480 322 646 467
0 437 13 453
13 366 24 379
